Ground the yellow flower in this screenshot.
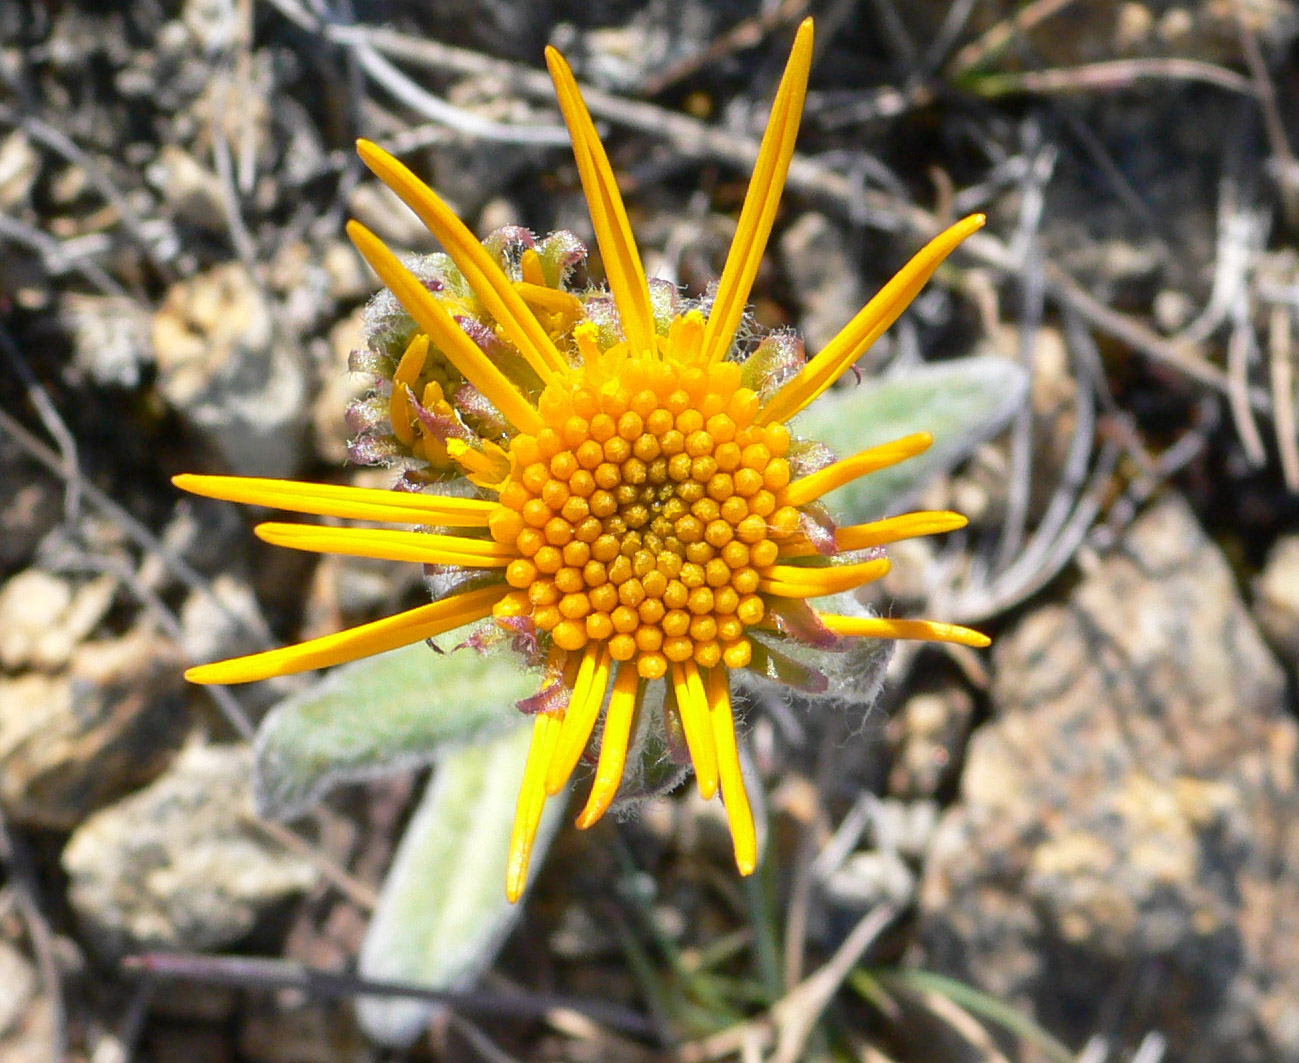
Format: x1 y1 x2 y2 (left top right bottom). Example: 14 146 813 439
175 19 988 902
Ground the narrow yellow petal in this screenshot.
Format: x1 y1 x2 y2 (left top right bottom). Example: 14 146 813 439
758 558 891 598
575 664 640 829
545 48 657 357
782 433 932 508
818 614 991 648
347 220 547 435
705 668 757 874
702 19 814 365
545 644 612 795
836 511 968 551
172 474 495 527
184 583 507 684
354 140 567 381
671 660 719 800
757 214 986 425
253 523 514 567
507 711 563 903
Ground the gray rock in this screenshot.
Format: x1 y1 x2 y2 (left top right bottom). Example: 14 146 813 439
59 292 155 388
0 942 37 1039
887 688 974 798
0 625 189 830
153 263 310 478
63 744 317 958
0 569 116 672
916 496 1299 1063
1253 534 1299 668
0 445 61 572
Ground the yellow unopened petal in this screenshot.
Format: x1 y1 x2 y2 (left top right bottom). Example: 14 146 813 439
706 667 757 875
817 614 991 648
389 334 429 445
446 438 512 487
575 664 640 829
355 140 567 381
253 523 514 568
758 558 891 598
545 48 657 357
172 474 495 527
545 644 613 795
347 220 547 435
702 19 813 365
507 711 563 903
671 660 719 800
758 214 986 425
185 583 507 684
782 433 932 508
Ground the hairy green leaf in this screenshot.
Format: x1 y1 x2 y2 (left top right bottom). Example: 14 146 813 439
253 637 539 820
356 723 564 1045
796 355 1027 523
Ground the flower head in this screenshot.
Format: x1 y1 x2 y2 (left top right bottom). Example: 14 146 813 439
176 19 989 902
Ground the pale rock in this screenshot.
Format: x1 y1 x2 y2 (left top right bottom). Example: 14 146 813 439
60 292 155 388
0 942 37 1039
0 569 116 672
154 262 310 477
150 145 226 232
916 497 1299 1063
63 744 318 958
0 624 188 829
1253 535 1299 667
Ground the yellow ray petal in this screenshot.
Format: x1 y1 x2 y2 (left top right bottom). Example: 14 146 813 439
782 433 932 508
702 19 813 365
757 214 986 425
545 48 657 357
185 582 508 684
172 474 496 527
836 510 968 551
780 510 969 558
545 644 613 795
354 140 567 381
706 667 757 874
758 557 891 598
575 664 640 829
817 613 991 648
253 523 515 568
671 659 719 800
347 220 547 435
507 711 563 903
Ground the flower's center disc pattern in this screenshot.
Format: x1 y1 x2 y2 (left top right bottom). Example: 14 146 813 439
488 356 801 679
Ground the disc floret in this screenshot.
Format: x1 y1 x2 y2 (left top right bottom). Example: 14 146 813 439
488 318 801 678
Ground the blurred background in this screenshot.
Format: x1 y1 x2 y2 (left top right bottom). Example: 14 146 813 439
2 0 1299 1061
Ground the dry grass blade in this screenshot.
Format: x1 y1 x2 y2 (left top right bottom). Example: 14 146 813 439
0 813 68 1063
123 953 662 1041
1268 304 1299 489
1227 300 1268 467
675 904 899 1063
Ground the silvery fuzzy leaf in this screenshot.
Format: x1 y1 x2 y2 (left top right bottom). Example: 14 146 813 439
794 355 1027 523
357 722 564 1046
253 637 539 820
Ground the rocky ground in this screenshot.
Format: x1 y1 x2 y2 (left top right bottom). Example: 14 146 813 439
3 1 1299 1061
